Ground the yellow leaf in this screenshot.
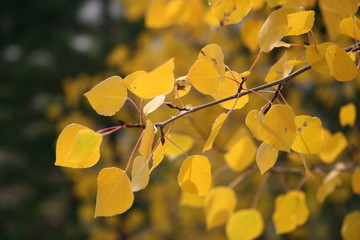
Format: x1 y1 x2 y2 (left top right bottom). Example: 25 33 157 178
205 187 237 229
203 113 228 152
316 175 342 203
241 18 265 52
319 0 357 18
209 0 252 26
131 156 150 192
84 76 127 116
339 103 356 127
123 70 147 90
139 120 155 160
341 211 360 240
198 44 225 76
245 109 264 141
143 95 165 115
319 6 342 40
325 44 358 82
286 59 303 66
165 134 194 159
351 167 360 195
95 167 134 217
258 7 295 53
285 10 315 36
256 142 278 175
145 0 169 28
178 155 211 195
130 58 174 99
319 129 347 163
261 104 297 152
226 209 264 240
179 191 205 208
267 0 287 8
174 76 191 98
291 115 324 154
340 16 360 39
150 140 168 173
265 51 294 83
305 42 333 74
55 123 102 168
225 134 256 172
212 71 249 110
187 59 220 95
272 190 309 234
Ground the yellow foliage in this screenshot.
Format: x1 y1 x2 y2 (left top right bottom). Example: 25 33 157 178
241 18 265 52
203 113 228 152
139 120 155 160
226 209 264 240
256 142 278 175
351 168 360 195
341 210 360 240
179 191 205 208
306 42 333 74
285 10 315 36
265 51 294 83
131 156 150 192
339 103 356 127
340 16 360 39
165 134 194 159
319 129 347 163
209 0 252 26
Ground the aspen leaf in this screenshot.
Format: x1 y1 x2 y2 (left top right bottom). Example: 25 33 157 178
205 187 237 229
319 129 347 163
340 16 360 39
265 51 294 83
325 45 358 82
139 120 155 160
150 140 168 173
212 71 249 110
187 59 220 95
341 211 360 240
319 0 357 18
285 10 315 36
256 142 278 175
258 7 295 53
55 123 102 168
224 134 256 172
174 76 191 98
180 191 205 208
339 103 356 127
272 190 309 234
316 175 342 203
145 0 169 28
352 168 360 195
245 109 264 141
130 58 174 99
131 156 150 192
267 0 287 8
241 18 265 52
123 70 147 90
165 134 194 159
305 42 333 74
143 95 165 115
178 155 211 195
203 113 228 152
226 209 264 240
198 44 225 76
95 167 134 217
291 115 324 154
208 0 252 26
319 6 342 40
261 104 297 152
286 59 303 66
84 76 127 116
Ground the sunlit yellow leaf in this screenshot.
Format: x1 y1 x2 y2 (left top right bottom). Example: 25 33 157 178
272 190 309 234
178 155 211 195
165 134 194 159
198 44 225 76
340 16 360 39
261 104 297 152
341 210 360 240
241 18 265 52
285 10 315 36
245 109 264 141
95 167 134 217
212 71 249 110
139 120 155 160
316 175 342 203
291 115 324 154
259 7 295 53
256 142 278 175
179 191 205 208
205 187 237 229
319 0 357 18
265 51 294 83
123 70 147 90
319 129 347 163
143 95 165 115
286 60 303 66
203 113 228 152
325 44 358 82
150 140 168 173
224 134 256 172
209 0 252 26
187 59 220 95
305 42 333 74
351 167 360 195
339 103 356 127
131 156 150 192
226 209 264 240
84 76 127 116
55 123 102 168
130 58 174 99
